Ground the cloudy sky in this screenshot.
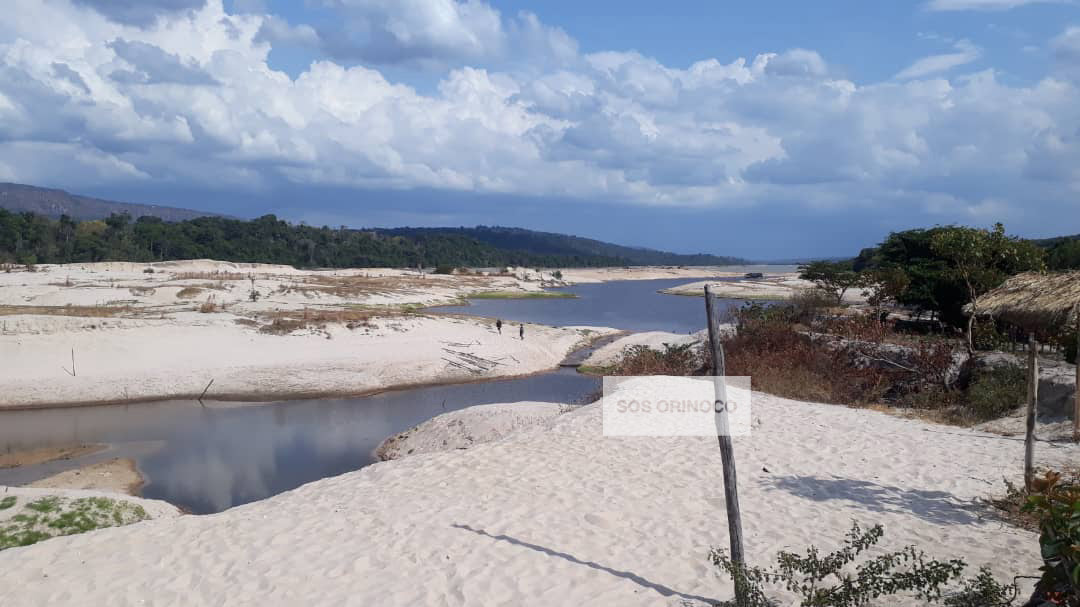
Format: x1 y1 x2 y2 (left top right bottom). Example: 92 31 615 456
1 0 1079 258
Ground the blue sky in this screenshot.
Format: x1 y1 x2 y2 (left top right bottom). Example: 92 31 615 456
2 0 1079 259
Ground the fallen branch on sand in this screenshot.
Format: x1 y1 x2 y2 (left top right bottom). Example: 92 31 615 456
442 348 505 374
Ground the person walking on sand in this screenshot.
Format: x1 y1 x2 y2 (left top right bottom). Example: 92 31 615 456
496 319 502 334
519 324 525 340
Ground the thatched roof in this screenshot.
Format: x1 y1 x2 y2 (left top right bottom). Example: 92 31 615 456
970 271 1080 331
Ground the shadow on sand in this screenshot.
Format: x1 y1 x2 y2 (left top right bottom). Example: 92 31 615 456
762 474 984 526
452 523 718 604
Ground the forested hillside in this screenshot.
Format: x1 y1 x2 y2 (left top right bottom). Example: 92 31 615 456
0 183 217 222
1031 233 1080 270
0 210 738 269
380 226 747 266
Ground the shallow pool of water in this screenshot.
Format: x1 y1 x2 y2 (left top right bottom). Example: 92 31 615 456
0 275 760 513
0 368 598 513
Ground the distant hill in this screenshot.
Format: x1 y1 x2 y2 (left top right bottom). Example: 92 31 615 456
379 226 748 266
0 183 217 222
0 183 747 267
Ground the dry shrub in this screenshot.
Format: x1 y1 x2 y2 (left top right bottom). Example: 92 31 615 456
259 317 307 334
723 319 896 406
788 287 837 321
258 307 377 334
612 343 705 376
0 304 134 318
197 297 217 313
172 272 249 280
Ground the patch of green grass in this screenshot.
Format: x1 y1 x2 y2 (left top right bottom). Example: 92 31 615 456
469 290 577 299
576 364 612 376
964 364 1027 422
25 496 60 513
0 496 15 510
0 495 152 552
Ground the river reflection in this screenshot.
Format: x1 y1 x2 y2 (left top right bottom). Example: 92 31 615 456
0 368 597 513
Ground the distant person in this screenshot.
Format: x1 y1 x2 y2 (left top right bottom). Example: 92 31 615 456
519 324 525 340
496 319 502 334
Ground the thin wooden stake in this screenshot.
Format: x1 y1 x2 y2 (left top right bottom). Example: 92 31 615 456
1024 333 1039 491
1073 305 1079 443
71 348 76 377
198 379 214 402
704 285 747 607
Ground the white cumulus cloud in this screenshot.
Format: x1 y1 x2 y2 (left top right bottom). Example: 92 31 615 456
895 40 981 79
0 0 1077 222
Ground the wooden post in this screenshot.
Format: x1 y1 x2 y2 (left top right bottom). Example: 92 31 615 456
1073 305 1079 443
704 285 747 606
1024 332 1039 492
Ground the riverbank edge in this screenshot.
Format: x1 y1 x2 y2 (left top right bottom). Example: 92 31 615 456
0 329 617 412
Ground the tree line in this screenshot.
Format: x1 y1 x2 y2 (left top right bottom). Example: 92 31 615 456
0 210 636 269
799 223 1080 353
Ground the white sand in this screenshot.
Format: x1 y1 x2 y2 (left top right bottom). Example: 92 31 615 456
28 458 144 495
662 276 866 303
0 315 607 407
0 485 180 520
1 381 1074 606
0 260 616 407
557 265 795 284
375 401 568 460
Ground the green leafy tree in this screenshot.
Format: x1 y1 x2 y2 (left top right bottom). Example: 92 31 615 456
930 223 1046 353
798 260 862 305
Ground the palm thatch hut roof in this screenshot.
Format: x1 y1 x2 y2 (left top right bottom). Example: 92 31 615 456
970 271 1080 332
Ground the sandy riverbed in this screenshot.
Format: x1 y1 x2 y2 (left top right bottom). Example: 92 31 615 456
0 260 619 408
662 275 863 302
0 382 1075 606
27 458 145 495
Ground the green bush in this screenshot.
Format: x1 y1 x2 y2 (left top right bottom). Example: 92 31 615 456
964 365 1027 421
710 522 1016 607
433 265 455 275
1023 472 1080 606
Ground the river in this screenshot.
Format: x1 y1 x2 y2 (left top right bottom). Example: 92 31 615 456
0 276 761 513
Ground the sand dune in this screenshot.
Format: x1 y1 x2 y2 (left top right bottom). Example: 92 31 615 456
0 261 614 408
1 382 1074 606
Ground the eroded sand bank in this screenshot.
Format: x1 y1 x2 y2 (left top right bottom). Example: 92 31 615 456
1 381 1074 606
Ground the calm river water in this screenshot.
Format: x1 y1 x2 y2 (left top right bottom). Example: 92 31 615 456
0 273 780 513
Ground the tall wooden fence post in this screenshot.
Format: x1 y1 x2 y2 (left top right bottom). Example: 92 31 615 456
1025 332 1039 491
704 285 747 606
1073 306 1079 443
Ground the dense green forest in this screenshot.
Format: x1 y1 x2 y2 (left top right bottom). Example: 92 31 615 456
0 209 718 268
379 226 747 266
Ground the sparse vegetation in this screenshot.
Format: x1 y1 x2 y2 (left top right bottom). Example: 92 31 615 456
467 290 576 299
711 521 1017 607
172 272 249 280
0 495 150 551
0 304 135 318
258 307 378 335
607 343 705 376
